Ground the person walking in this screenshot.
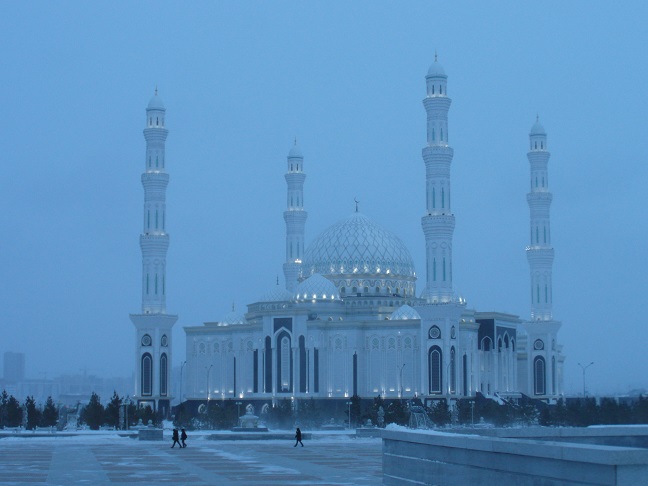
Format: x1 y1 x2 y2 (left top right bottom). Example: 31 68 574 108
171 428 181 448
180 428 188 448
294 427 304 447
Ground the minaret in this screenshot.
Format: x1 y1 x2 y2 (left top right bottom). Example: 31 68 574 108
526 117 554 320
283 140 307 291
421 55 456 303
130 89 178 417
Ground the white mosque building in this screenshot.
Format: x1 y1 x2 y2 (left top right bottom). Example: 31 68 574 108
130 59 564 413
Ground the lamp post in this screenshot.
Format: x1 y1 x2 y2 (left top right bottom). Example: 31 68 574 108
206 364 213 401
124 396 131 430
346 401 352 429
236 401 242 420
470 400 475 427
179 361 186 405
398 363 406 398
577 362 594 397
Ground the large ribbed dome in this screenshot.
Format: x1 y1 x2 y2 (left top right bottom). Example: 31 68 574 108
302 212 416 297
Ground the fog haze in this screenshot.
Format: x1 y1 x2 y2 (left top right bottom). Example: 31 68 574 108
1 2 646 395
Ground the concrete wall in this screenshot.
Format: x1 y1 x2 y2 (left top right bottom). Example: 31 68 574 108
461 425 648 449
383 429 648 485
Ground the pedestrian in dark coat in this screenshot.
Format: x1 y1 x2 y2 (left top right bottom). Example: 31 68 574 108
294 427 304 447
171 428 181 448
181 428 188 448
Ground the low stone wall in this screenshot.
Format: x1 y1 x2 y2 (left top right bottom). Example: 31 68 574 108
138 428 163 441
466 425 648 449
383 429 648 485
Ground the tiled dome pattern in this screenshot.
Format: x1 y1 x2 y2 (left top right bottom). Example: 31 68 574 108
302 213 415 279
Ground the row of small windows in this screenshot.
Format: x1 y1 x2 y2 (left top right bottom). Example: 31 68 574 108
531 140 545 150
431 127 445 142
428 186 448 210
289 241 304 259
430 84 445 95
289 163 301 171
534 283 551 304
147 153 164 168
289 195 302 207
432 257 449 282
148 116 164 127
533 225 549 244
534 175 546 188
340 286 411 296
146 273 165 296
147 209 165 231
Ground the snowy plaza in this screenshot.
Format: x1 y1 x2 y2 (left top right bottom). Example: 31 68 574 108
0 432 381 485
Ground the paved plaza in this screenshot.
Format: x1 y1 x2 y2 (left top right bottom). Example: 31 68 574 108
0 434 382 485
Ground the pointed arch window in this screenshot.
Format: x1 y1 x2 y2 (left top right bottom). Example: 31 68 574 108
449 347 456 394
543 226 547 243
443 258 446 281
432 128 435 142
160 353 168 396
432 187 436 208
439 85 443 95
141 353 152 396
534 356 546 395
545 284 548 303
441 188 445 208
433 258 437 281
428 346 442 394
432 85 435 95
440 128 444 141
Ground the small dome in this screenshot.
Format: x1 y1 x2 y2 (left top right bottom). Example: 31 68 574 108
147 92 165 111
427 59 446 77
220 308 246 326
391 305 421 320
530 117 545 136
288 142 303 158
294 274 340 302
258 284 293 303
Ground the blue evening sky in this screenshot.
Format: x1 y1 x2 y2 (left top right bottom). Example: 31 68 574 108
1 1 646 395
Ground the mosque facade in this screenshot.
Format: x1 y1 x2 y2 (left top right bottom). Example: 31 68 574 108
131 59 564 412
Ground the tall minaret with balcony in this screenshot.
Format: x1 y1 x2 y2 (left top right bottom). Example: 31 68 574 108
526 117 554 321
130 90 178 417
283 141 307 292
421 56 456 303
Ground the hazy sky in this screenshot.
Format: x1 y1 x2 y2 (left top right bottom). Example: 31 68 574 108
1 2 646 395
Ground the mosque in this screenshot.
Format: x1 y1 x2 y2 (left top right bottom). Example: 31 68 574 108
129 59 564 416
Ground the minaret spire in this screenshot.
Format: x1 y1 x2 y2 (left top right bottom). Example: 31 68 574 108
420 57 455 303
283 141 307 292
526 116 554 320
130 90 178 417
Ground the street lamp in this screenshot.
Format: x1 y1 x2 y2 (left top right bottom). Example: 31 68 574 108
206 365 213 400
124 396 131 430
235 401 242 421
179 361 186 405
577 362 594 397
398 364 406 398
346 401 352 430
